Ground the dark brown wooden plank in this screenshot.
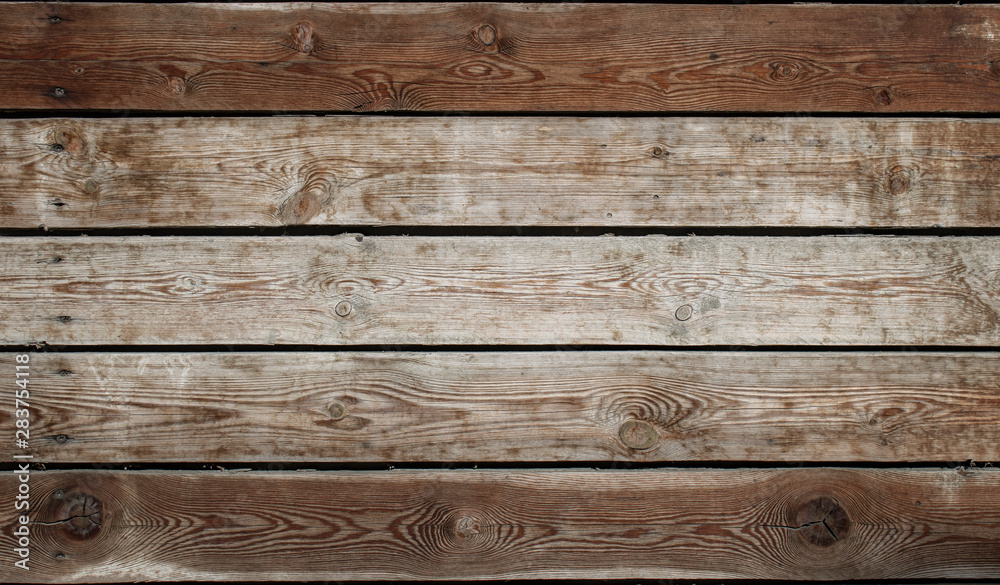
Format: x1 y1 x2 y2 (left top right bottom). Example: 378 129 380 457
3 116 1000 228
2 3 999 112
3 235 999 346
1 468 997 581
2 351 998 463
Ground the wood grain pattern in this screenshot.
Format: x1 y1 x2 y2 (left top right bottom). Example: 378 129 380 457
2 351 998 463
2 3 1000 112
3 116 1000 229
1 468 997 582
2 235 999 346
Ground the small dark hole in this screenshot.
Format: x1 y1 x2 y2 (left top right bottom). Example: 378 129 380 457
57 315 72 323
48 16 62 24
355 235 363 242
51 200 66 208
51 144 64 152
57 369 72 376
54 434 68 444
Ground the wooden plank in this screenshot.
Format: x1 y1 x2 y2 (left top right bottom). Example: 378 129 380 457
1 468 997 581
1 3 999 112
3 235 999 346
2 351 998 463
4 117 1000 229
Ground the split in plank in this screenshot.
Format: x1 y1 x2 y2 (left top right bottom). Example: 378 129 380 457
2 351 998 463
1 468 998 582
3 117 1000 229
2 235 999 346
2 3 1000 112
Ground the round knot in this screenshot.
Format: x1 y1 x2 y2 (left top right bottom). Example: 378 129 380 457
793 495 850 547
334 301 353 317
454 515 481 539
327 400 347 421
619 420 659 451
769 61 800 82
887 166 911 195
476 24 497 46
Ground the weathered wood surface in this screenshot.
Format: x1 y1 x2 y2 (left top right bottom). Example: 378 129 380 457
1 468 998 582
4 117 1000 229
2 3 1000 112
2 235 999 346
2 351 998 463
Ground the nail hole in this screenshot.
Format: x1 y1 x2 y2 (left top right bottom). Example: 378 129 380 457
48 16 62 24
52 87 66 98
50 143 64 153
54 434 68 444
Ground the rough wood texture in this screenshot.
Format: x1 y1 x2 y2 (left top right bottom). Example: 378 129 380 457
1 468 998 582
2 235 999 346
3 116 1000 229
2 351 998 463
2 3 1000 112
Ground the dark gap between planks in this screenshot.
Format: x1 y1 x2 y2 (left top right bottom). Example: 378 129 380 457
3 460 991 473
4 344 1000 353
5 227 1000 238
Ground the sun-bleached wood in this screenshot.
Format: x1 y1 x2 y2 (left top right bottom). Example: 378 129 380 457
1 468 997 582
2 351 998 463
3 117 1000 228
2 3 1000 112
2 235 999 346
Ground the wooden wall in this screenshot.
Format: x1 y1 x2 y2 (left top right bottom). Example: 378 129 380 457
1 2 999 582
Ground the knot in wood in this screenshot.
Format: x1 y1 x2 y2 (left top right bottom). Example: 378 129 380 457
335 300 353 317
292 22 315 54
327 400 347 420
675 304 693 321
454 515 482 539
792 495 850 547
476 24 497 46
53 492 104 541
887 166 911 195
875 88 893 107
619 419 659 451
51 126 86 155
769 61 800 82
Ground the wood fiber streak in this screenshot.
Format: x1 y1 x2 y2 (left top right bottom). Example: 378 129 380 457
1 235 999 346
2 3 1000 112
3 117 1000 228
0 469 998 582
1 352 998 463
